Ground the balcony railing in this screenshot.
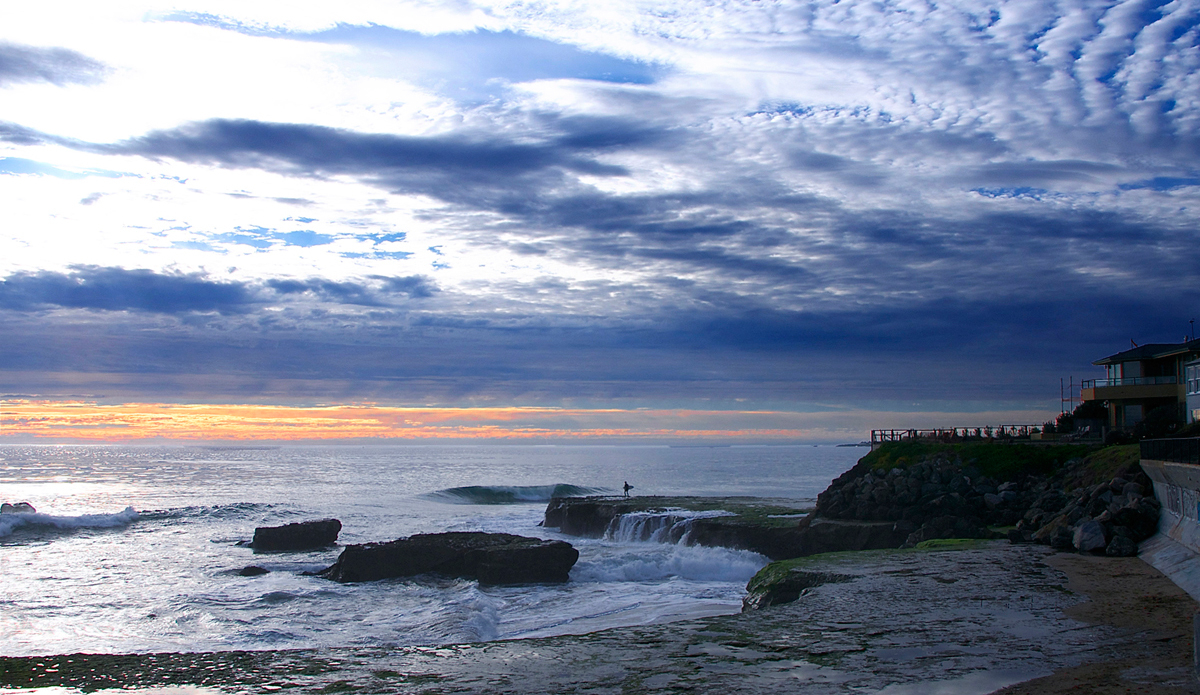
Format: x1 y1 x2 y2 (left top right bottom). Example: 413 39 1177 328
1141 437 1200 465
871 426 1045 446
1081 376 1178 388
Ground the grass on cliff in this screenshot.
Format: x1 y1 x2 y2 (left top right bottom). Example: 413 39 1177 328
860 441 1099 479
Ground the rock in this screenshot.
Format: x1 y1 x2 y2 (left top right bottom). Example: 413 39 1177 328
902 515 996 547
0 502 36 513
1073 520 1107 552
792 517 912 556
1007 528 1033 544
743 568 852 610
1105 536 1138 557
252 519 342 551
1049 525 1074 550
318 532 579 585
1122 482 1145 497
238 565 269 577
983 493 1002 510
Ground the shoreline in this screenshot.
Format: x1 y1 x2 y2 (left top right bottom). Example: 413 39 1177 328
5 542 1196 694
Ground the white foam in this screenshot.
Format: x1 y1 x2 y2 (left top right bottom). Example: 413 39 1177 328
0 507 140 538
573 543 768 583
604 509 735 544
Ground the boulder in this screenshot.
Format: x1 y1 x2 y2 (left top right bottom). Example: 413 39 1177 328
1105 536 1138 557
238 565 269 577
1 502 36 513
252 519 342 551
1073 520 1107 552
318 532 579 585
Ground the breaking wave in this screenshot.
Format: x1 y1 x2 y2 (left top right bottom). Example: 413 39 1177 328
424 484 607 505
0 507 140 539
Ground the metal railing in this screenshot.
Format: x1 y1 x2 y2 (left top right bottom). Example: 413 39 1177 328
1082 376 1179 388
871 426 1046 446
1141 437 1200 464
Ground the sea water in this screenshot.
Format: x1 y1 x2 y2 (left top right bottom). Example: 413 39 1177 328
0 444 862 656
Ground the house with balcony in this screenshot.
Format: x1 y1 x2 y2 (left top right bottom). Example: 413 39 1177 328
1187 358 1200 424
1081 339 1200 429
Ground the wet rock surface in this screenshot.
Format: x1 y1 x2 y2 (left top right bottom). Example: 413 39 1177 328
6 543 1184 695
318 531 579 585
251 518 342 551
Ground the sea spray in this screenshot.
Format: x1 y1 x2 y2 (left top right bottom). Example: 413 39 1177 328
0 506 140 539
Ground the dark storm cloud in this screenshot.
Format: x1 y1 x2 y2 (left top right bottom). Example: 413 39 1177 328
0 42 107 86
0 267 257 314
0 267 437 314
267 274 435 305
102 118 664 195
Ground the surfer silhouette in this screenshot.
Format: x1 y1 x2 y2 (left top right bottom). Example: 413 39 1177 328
622 481 633 498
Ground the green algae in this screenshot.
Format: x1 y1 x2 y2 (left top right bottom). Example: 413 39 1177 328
913 538 990 550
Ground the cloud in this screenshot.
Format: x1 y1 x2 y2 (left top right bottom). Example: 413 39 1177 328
266 274 435 304
0 267 439 315
0 42 107 87
0 267 258 314
103 117 654 197
165 15 661 98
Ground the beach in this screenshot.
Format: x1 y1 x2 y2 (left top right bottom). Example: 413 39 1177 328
4 541 1197 694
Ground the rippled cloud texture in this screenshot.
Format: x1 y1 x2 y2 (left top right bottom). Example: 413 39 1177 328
1 0 1198 440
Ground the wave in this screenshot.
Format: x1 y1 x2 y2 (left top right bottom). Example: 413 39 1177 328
572 544 768 583
604 509 735 544
0 507 140 539
137 502 278 522
424 484 607 505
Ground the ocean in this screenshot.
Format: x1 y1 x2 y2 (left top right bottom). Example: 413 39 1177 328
0 444 862 657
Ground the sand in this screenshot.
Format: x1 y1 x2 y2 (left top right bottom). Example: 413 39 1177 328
995 553 1199 695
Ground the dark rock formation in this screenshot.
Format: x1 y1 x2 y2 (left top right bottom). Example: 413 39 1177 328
251 519 342 551
318 532 579 585
788 517 912 556
1 502 36 513
238 565 269 577
547 445 1163 571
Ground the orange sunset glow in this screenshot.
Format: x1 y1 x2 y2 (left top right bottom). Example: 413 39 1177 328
0 400 1056 442
0 400 834 441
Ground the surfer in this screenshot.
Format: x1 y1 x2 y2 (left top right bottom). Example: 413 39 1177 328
622 481 633 498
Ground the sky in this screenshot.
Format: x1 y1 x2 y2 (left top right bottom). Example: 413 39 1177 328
1 0 1198 443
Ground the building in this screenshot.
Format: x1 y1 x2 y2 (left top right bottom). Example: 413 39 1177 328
1187 358 1200 424
1081 339 1200 430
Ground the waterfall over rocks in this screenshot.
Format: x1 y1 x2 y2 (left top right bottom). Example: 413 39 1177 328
604 510 735 544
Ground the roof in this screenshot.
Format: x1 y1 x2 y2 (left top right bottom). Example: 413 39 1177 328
1094 339 1200 365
